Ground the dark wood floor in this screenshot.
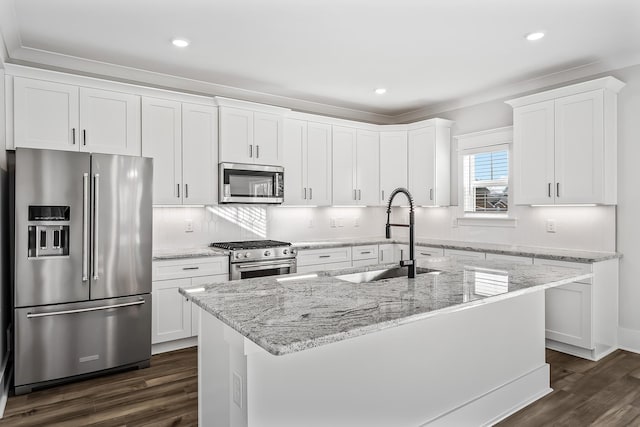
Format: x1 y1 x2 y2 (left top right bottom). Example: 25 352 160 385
499 349 640 426
0 347 198 426
2 347 640 426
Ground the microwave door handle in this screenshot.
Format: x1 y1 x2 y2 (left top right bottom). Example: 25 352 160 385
275 173 280 197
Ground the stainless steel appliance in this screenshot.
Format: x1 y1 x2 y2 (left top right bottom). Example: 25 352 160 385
219 162 284 204
10 148 152 394
210 240 297 280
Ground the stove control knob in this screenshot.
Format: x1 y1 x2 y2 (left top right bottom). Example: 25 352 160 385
244 252 251 259
264 250 271 257
290 248 297 255
235 253 241 259
283 249 289 255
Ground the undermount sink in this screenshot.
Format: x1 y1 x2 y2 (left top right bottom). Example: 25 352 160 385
336 266 440 284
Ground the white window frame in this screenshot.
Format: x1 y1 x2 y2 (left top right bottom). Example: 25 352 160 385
455 126 516 227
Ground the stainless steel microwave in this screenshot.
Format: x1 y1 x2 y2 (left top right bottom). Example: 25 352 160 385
219 162 284 204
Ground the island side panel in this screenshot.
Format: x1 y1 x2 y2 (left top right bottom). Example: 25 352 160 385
203 291 545 427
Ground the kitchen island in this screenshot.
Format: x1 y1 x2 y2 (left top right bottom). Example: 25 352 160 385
181 257 592 426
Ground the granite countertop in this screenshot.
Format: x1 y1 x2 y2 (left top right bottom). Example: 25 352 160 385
152 247 229 260
292 237 621 263
181 257 592 356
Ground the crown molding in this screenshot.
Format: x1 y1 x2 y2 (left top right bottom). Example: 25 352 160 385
7 46 397 125
392 52 640 123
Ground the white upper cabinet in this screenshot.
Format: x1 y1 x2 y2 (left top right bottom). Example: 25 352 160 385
14 77 141 155
408 119 452 206
507 77 624 205
142 97 217 205
14 77 79 151
355 129 380 206
331 126 379 206
306 122 332 206
332 126 357 205
142 97 182 205
181 103 218 205
218 100 286 165
379 131 408 206
283 119 332 206
79 87 141 155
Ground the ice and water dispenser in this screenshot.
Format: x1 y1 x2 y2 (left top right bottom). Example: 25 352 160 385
27 206 70 258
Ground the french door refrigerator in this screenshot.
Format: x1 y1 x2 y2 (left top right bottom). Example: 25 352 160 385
11 148 152 394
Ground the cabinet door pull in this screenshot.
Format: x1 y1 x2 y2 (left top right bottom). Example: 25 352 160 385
176 184 180 198
548 183 552 198
556 183 560 198
319 255 331 258
360 251 371 255
420 252 432 256
382 190 385 200
249 145 253 158
72 128 76 145
353 189 357 200
185 184 189 198
83 129 87 146
256 145 260 158
429 188 433 200
304 188 307 200
309 188 313 200
182 266 200 271
358 189 362 200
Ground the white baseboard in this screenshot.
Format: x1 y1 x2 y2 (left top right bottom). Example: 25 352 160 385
545 339 618 361
0 351 11 419
422 364 551 426
618 327 640 354
152 336 197 355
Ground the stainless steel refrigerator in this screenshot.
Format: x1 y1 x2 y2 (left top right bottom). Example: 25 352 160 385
10 148 152 394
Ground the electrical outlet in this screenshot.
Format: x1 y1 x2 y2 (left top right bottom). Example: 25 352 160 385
185 219 194 233
232 372 243 408
354 217 359 227
546 219 556 233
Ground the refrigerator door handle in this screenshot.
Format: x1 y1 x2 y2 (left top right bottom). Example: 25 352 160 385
92 173 100 280
82 173 89 281
26 300 145 318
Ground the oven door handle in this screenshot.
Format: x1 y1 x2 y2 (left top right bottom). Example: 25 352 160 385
235 260 296 270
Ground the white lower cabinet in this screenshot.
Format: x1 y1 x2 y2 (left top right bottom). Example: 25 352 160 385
296 247 353 273
378 244 395 263
351 245 379 267
444 248 486 260
485 253 533 264
151 257 228 352
534 257 618 361
152 278 192 344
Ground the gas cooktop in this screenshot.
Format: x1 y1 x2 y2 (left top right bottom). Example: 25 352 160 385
209 240 292 250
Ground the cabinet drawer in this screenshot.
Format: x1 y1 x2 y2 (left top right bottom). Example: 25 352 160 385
533 258 592 284
352 245 378 261
485 253 533 264
152 257 229 281
352 258 379 268
297 247 352 267
444 249 486 260
416 247 444 258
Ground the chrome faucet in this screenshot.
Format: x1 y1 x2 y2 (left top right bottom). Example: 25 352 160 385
385 187 416 279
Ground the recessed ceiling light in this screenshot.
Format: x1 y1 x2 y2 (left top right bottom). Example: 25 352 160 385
525 32 545 41
375 88 387 95
172 39 190 48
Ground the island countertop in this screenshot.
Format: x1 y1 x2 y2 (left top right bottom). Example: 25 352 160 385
180 257 592 356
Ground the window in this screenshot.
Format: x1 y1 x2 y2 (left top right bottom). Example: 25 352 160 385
455 126 513 223
462 148 509 213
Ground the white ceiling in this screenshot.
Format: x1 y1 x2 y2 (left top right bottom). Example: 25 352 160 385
1 0 640 121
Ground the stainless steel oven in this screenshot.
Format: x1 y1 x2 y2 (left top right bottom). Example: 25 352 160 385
219 162 284 204
231 258 297 280
210 240 297 280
